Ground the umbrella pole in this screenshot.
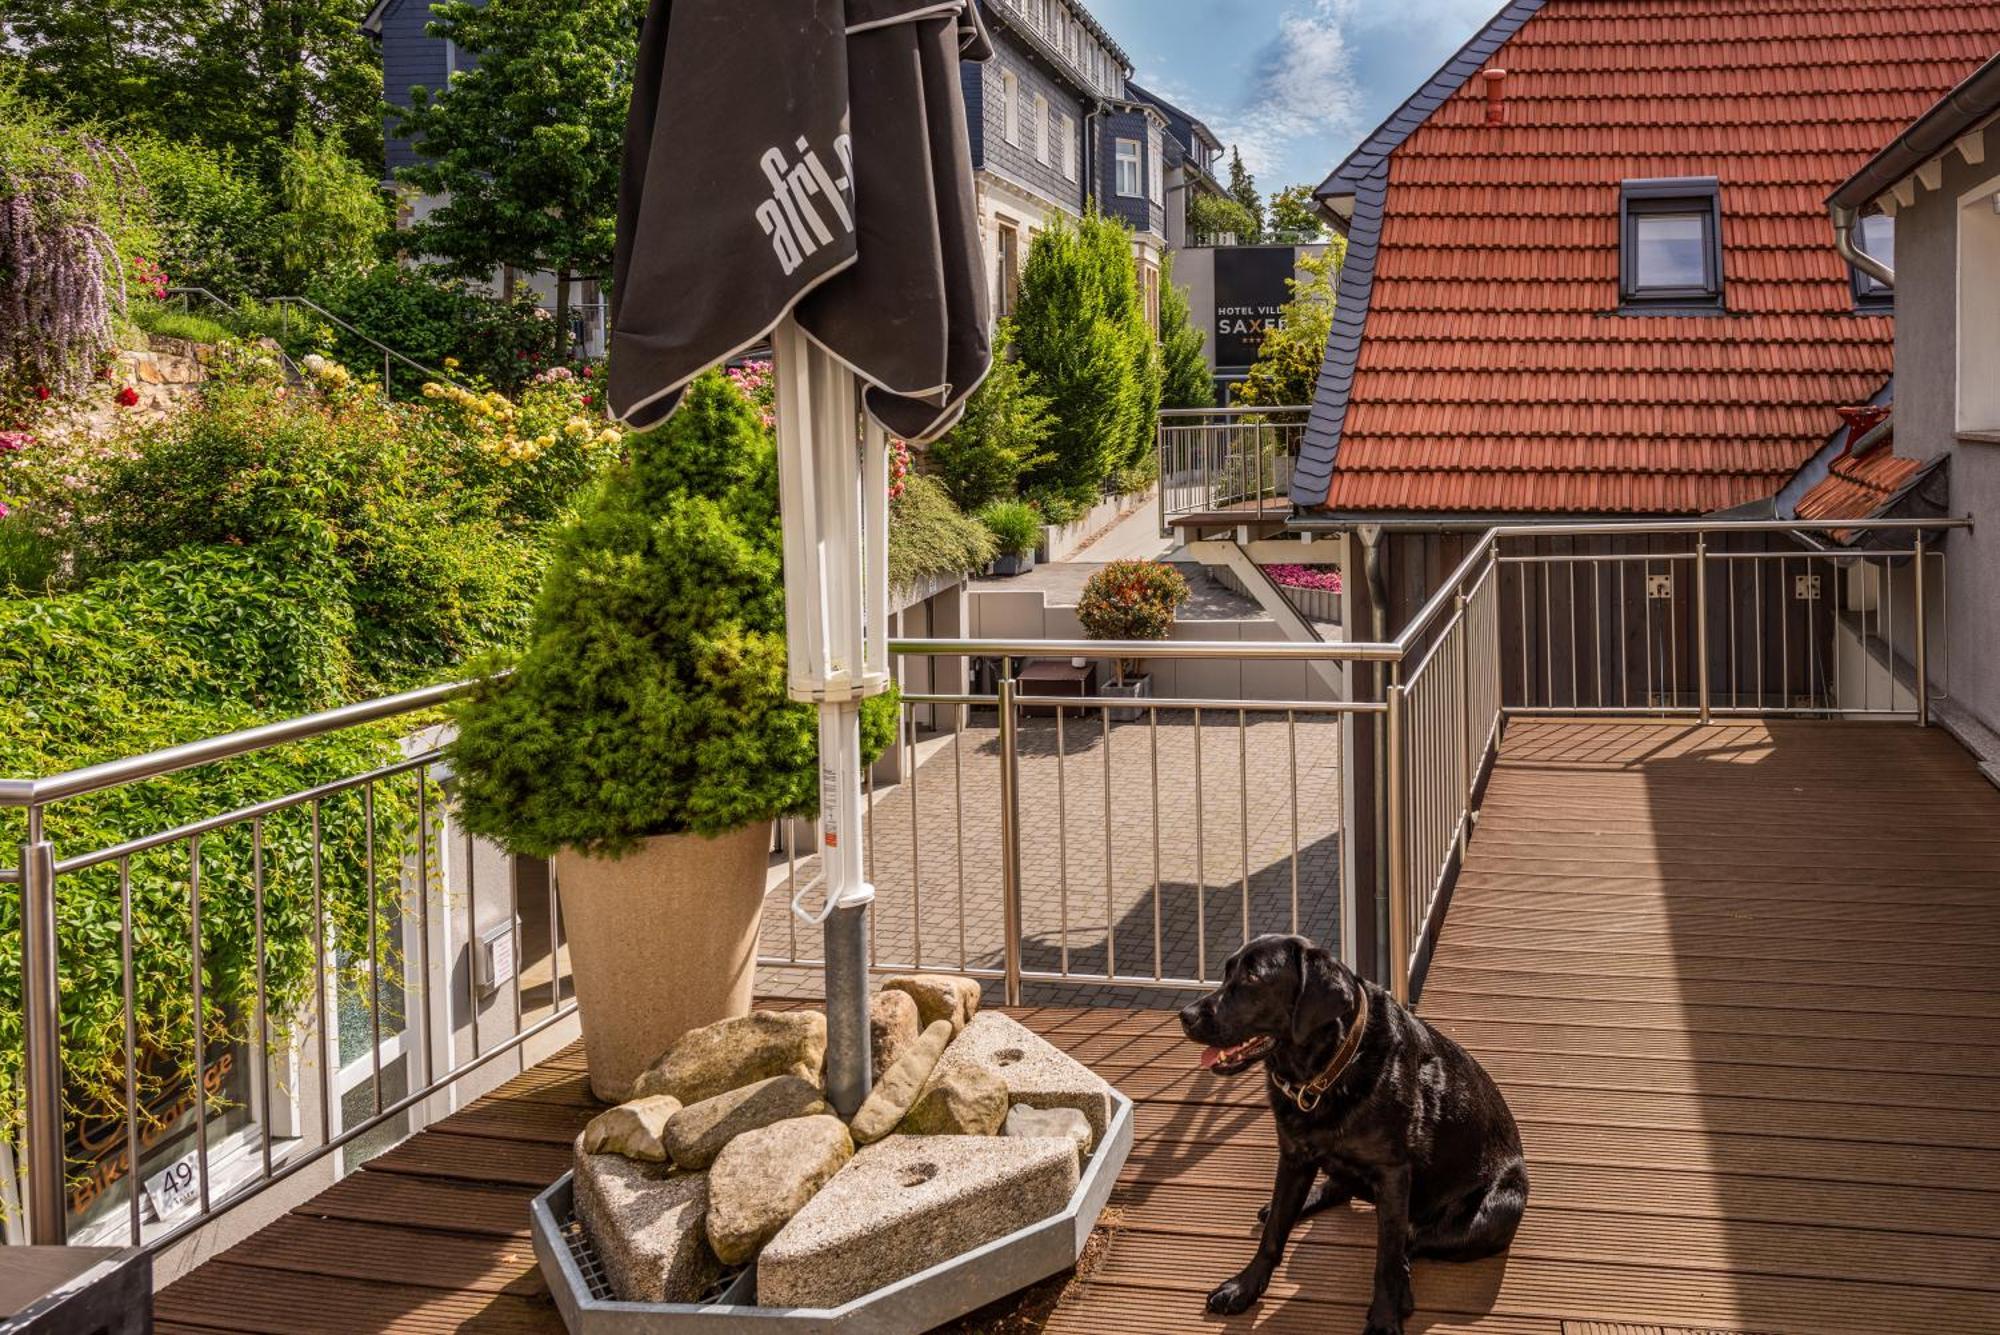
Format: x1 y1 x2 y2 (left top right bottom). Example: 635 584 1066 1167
772 316 882 1119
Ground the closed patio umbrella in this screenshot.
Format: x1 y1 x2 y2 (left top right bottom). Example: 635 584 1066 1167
608 0 992 1117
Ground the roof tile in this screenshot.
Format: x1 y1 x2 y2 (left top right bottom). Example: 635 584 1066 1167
1303 0 2000 516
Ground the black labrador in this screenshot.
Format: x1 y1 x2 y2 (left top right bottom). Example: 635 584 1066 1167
1179 934 1527 1334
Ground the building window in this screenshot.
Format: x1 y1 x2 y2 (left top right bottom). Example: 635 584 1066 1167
1001 71 1018 145
1140 259 1160 332
1034 95 1049 165
1619 177 1724 312
1850 212 1893 310
1060 115 1076 181
1148 135 1164 206
1115 139 1141 197
997 219 1021 318
1038 0 1051 33
1959 178 2000 434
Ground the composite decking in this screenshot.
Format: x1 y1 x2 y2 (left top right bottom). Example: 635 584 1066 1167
155 718 2000 1333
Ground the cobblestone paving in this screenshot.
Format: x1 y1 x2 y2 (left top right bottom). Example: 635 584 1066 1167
757 708 1343 1010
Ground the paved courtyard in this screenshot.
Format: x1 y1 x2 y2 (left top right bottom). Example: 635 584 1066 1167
757 707 1343 1007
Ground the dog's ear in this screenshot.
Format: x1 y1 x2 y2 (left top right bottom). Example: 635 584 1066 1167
1287 938 1351 1048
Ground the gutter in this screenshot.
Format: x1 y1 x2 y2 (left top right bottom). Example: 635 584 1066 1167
1829 51 2000 213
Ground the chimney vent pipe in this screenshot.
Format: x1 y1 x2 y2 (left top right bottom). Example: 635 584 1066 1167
1481 68 1508 125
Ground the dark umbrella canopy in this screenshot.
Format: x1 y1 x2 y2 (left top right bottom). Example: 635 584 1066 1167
608 0 992 442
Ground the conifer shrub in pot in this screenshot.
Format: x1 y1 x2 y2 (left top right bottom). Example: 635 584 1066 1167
447 372 894 1099
1077 560 1191 718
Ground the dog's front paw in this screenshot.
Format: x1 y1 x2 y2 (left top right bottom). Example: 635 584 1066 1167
1360 1319 1403 1335
1206 1270 1267 1316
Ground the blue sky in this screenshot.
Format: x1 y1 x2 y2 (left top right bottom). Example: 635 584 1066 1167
1087 0 1501 194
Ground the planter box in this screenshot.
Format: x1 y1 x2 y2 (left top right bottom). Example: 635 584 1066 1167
1100 674 1152 722
991 551 1036 577
529 1090 1134 1332
1036 489 1150 565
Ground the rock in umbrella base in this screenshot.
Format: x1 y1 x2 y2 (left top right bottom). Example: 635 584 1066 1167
530 1089 1132 1332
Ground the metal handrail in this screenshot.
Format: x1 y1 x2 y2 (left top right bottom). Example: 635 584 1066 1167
0 678 478 809
164 287 470 395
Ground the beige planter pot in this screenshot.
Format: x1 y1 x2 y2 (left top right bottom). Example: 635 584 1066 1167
554 824 770 1101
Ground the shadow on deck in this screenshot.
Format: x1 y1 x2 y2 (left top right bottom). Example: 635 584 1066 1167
154 718 2000 1333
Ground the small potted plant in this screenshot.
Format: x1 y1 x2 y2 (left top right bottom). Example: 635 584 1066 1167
448 371 893 1099
1077 560 1190 720
978 499 1042 576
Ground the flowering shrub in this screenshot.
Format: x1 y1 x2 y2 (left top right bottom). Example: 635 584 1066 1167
0 87 156 414
725 358 774 427
1265 563 1342 594
888 436 911 501
419 371 624 524
1077 559 1191 683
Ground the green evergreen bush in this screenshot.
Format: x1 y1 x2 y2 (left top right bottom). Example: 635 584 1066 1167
926 329 1053 512
1012 211 1144 505
448 372 894 858
307 264 561 393
1159 256 1215 410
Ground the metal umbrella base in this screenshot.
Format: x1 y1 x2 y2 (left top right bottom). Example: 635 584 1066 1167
529 1089 1133 1333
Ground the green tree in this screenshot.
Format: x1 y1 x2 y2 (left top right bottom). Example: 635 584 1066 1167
1268 184 1327 240
928 327 1055 512
1012 210 1145 506
1226 148 1265 242
125 136 277 299
1187 192 1257 244
1238 237 1346 409
2 0 384 183
1157 258 1213 410
391 0 640 359
272 126 387 290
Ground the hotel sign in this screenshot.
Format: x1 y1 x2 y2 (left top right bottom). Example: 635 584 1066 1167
1213 246 1298 370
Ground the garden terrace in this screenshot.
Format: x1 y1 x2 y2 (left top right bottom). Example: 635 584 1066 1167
7 518 1997 1333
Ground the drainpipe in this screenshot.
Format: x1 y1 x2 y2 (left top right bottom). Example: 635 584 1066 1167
1831 204 1894 289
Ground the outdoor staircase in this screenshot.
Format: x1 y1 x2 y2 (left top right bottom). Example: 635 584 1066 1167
1184 538 1342 696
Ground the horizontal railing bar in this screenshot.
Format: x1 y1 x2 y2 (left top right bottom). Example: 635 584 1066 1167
0 679 476 808
140 998 578 1256
1010 694 1373 714
1157 405 1309 418
890 637 1401 662
53 753 441 876
1499 548 1926 565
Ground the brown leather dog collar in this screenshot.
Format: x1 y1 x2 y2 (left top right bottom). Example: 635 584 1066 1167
1273 985 1370 1113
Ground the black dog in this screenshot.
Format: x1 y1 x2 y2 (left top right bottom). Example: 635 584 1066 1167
1179 934 1527 1334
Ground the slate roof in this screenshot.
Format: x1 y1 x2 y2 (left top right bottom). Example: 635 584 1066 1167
1295 0 2000 517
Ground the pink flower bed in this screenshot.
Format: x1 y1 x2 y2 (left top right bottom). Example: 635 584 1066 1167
1264 563 1342 594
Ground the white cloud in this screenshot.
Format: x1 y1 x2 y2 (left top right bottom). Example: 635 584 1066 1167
1211 1 1364 183
1204 0 1499 187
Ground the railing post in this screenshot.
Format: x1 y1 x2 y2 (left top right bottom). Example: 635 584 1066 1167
20 821 66 1244
1454 591 1472 857
1156 419 1168 539
996 664 1024 1007
1914 532 1930 726
1384 676 1410 1003
1695 533 1711 724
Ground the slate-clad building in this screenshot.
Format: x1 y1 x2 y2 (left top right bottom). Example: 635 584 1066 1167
367 0 1222 347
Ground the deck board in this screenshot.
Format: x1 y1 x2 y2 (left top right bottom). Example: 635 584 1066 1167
154 720 2000 1332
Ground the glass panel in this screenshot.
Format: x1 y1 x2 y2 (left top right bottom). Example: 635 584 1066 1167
1634 213 1708 291
340 1052 411 1172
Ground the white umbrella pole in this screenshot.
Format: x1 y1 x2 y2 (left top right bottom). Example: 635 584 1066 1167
772 316 889 1119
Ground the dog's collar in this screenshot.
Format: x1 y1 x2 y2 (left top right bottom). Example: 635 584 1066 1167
1272 985 1370 1113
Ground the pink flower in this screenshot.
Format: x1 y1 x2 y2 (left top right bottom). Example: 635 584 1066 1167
0 502 12 519
0 432 32 452
1265 564 1341 594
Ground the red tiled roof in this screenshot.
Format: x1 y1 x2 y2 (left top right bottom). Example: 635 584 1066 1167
1795 437 1925 524
1303 0 2000 516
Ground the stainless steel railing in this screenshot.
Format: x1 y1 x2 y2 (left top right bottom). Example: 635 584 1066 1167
4 681 575 1249
1157 406 1308 530
5 516 1966 1250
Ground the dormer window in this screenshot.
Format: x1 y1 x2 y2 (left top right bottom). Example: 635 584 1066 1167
1850 212 1893 311
1619 177 1724 313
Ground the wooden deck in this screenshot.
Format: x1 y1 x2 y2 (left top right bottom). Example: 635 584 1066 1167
155 719 2000 1333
